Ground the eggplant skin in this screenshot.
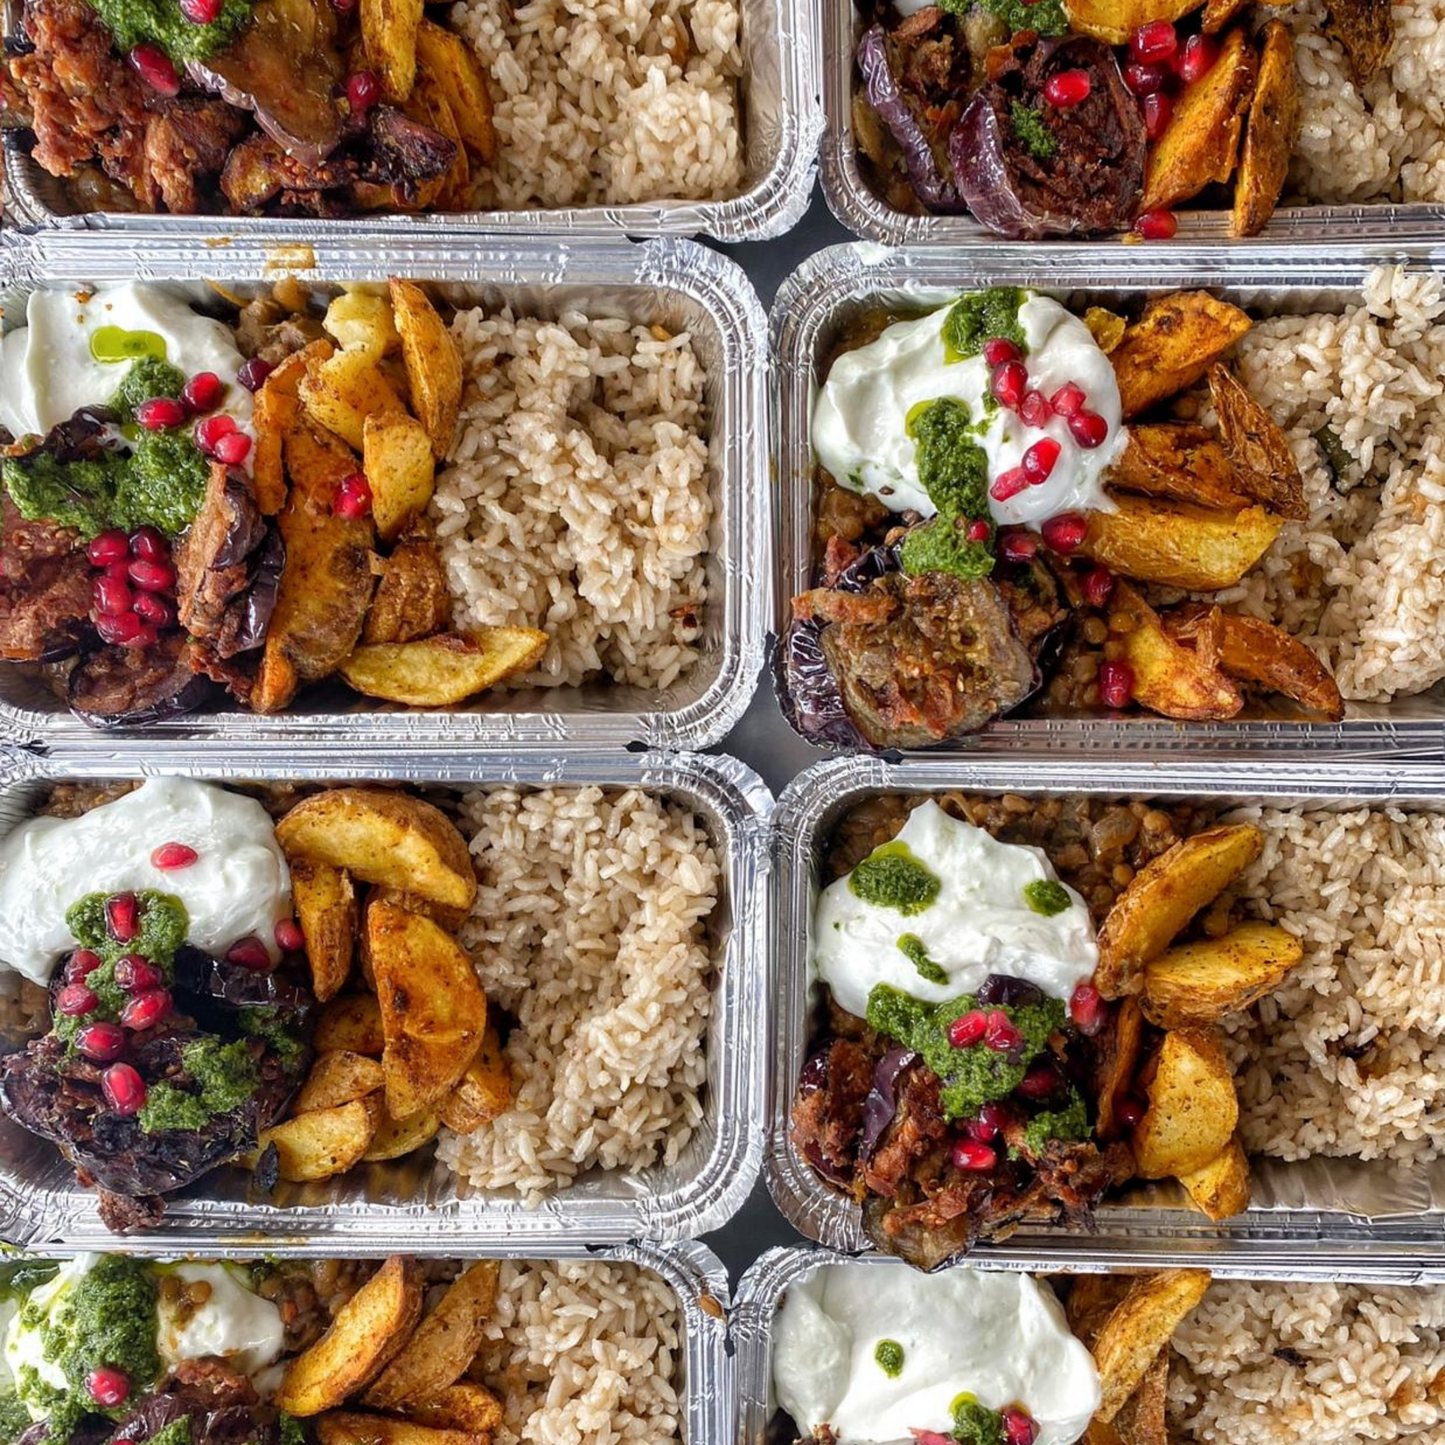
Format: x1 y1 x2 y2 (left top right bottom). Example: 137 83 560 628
67 633 216 727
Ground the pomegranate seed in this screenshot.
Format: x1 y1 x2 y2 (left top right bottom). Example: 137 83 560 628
1143 91 1173 141
93 575 133 617
132 593 175 628
1118 1094 1148 1127
1082 566 1116 609
129 526 168 562
999 530 1039 564
150 841 197 871
966 519 991 543
1099 659 1136 710
1071 982 1106 1034
87 530 129 567
213 430 252 466
274 918 305 952
227 936 272 971
127 558 176 593
1002 1407 1040 1445
1131 20 1178 63
985 1009 1025 1053
1180 32 1219 83
135 397 186 431
1135 208 1179 241
179 0 223 19
331 0 357 14
102 1062 147 1115
952 1139 997 1172
333 474 373 519
992 360 1028 410
1019 390 1051 429
965 1101 1013 1141
948 1010 988 1048
95 611 142 646
990 466 1030 502
121 988 172 1032
1023 438 1061 485
982 337 1021 367
238 357 275 393
1016 1062 1063 1100
1043 68 1092 107
1041 511 1088 554
128 43 179 96
347 70 381 114
66 949 103 982
106 893 139 943
181 371 224 414
194 413 238 455
56 984 98 1017
87 1367 130 1408
1068 409 1110 449
1050 383 1086 418
121 622 160 650
114 954 164 993
104 558 132 582
1123 60 1166 95
76 1022 127 1063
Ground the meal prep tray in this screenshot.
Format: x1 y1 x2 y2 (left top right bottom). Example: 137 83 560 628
0 745 770 1252
1 0 821 242
0 230 769 751
767 755 1445 1272
772 239 1445 754
818 1 1445 246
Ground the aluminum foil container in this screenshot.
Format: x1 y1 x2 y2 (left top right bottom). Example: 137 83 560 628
766 755 1445 1272
0 231 768 750
0 746 770 1251
820 3 1440 245
734 1245 1444 1445
772 240 1445 754
2 0 819 242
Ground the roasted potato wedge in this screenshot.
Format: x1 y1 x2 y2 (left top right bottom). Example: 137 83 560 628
318 1415 482 1445
1066 1274 1135 1349
1141 921 1304 1027
391 280 463 459
295 1049 385 1113
437 1023 511 1133
369 900 487 1118
1178 1134 1252 1220
402 1383 505 1435
339 629 548 706
1108 425 1254 512
367 885 469 935
1083 306 1128 354
1232 21 1299 237
315 993 386 1055
256 1097 380 1183
1202 0 1250 30
1092 996 1144 1142
277 788 478 912
362 536 452 645
299 346 409 453
416 19 497 162
364 413 436 544
1091 1269 1212 1423
1322 0 1393 87
361 0 422 101
290 857 357 1002
1208 364 1307 518
1110 293 1254 419
1132 1029 1240 1178
404 71 470 212
252 340 334 515
1113 1348 1169 1445
1061 0 1197 42
1080 495 1283 591
363 1261 501 1409
1084 1423 1125 1445
278 1258 424 1415
362 1103 441 1161
324 288 400 364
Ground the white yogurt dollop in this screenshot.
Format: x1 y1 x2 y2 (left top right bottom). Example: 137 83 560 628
772 1262 1101 1445
0 777 291 984
157 1263 286 1377
812 292 1125 529
811 801 1096 1019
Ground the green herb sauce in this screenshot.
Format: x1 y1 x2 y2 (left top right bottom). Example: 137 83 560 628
900 397 995 583
939 0 1068 36
86 0 254 63
279 1412 309 1445
901 516 995 583
147 1419 194 1445
139 1037 260 1136
1023 879 1071 917
874 1339 906 1378
0 1390 32 1441
1021 1090 1090 1156
109 355 186 424
897 934 950 987
951 1394 1006 1445
942 287 1028 364
849 841 942 918
238 1006 306 1071
1010 102 1058 161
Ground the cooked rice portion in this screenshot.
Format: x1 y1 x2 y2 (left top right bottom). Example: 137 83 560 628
1169 1281 1445 1444
448 0 743 209
430 306 712 691
473 1260 683 1445
437 786 718 1202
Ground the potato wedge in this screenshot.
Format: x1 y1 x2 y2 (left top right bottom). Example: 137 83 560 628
1110 293 1253 419
1084 1423 1125 1445
405 69 470 212
1062 0 1197 43
1113 1348 1169 1445
1141 921 1304 1027
364 1262 501 1409
1207 364 1306 519
300 346 408 453
1141 27 1257 214
278 1257 424 1416
1066 1274 1134 1349
1091 1269 1212 1423
1323 0 1393 87
290 857 357 1002
362 536 452 645
315 994 386 1056
295 1050 385 1113
324 288 400 364
1178 1134 1251 1220
361 0 422 101
362 1102 441 1161
437 1023 511 1133
1080 494 1283 591
364 413 436 544
368 885 469 936
257 1097 380 1183
390 280 463 459
277 788 478 912
317 1414 482 1445
1084 306 1128 354
416 19 497 163
1132 1029 1239 1178
252 340 334 515
1092 996 1144 1142
1202 0 1250 31
402 1383 504 1435
1108 425 1254 512
339 629 548 706
1232 21 1299 237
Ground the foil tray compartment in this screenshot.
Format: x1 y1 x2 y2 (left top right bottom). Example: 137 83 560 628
766 755 1445 1271
819 0 1445 246
2 0 820 242
0 746 771 1252
771 239 1445 754
0 231 768 751
733 1245 1445 1445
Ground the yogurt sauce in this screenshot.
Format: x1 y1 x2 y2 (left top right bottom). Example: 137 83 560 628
156 1263 285 1377
0 283 252 442
812 292 1125 529
0 777 291 985
772 1262 1101 1445
811 801 1096 1019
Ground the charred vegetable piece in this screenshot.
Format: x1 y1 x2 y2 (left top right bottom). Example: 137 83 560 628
68 633 216 726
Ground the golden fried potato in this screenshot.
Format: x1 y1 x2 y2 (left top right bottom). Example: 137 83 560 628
1093 997 1144 1142
1080 494 1283 591
364 413 436 544
315 994 386 1056
1178 1134 1252 1220
1141 921 1304 1027
1095 819 1263 998
290 858 357 1002
402 1383 504 1435
1084 306 1129 353
1232 21 1299 237
1201 0 1250 30
317 1414 482 1445
369 900 487 1118
295 1050 385 1113
276 788 478 912
362 1102 441 1161
1108 425 1253 512
1084 1423 1125 1445
367 885 469 935
299 346 409 453
362 536 452 646
1066 1274 1135 1349
256 1097 380 1183
324 288 400 364
363 1262 501 1409
361 0 422 101
278 1258 424 1416
404 71 470 212
1062 0 1198 43
1113 1348 1169 1445
1207 364 1306 518
338 629 548 707
252 340 334 515
1110 293 1253 419
416 20 497 163
1132 1029 1239 1178
1323 0 1393 86
390 280 463 459
1091 1269 1212 1423
437 1024 511 1134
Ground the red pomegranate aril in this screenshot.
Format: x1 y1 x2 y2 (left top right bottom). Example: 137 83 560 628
105 558 132 582
132 592 176 628
227 936 272 971
1179 32 1218 83
106 892 140 943
121 988 172 1032
948 1009 988 1048
180 0 223 20
952 1139 997 1172
237 357 275 393
1135 208 1179 240
151 841 198 871
984 1009 1024 1053
135 397 187 431
95 611 143 646
1123 60 1166 95
93 575 133 617
102 1062 147 1115
1016 1062 1063 1100
1070 981 1107 1035
966 519 991 543
1068 409 1110 449
87 1367 130 1409
982 337 1021 366
87 530 129 567
182 371 225 414
347 70 381 113
999 530 1039 563
1043 68 1092 107
1050 382 1086 418
77 1022 127 1063
965 1101 1013 1141
128 43 179 96
194 413 238 455
1022 437 1061 485
122 622 160 650
1130 20 1178 62
129 525 169 562
1099 658 1136 710
1019 389 1051 429
213 430 252 466
1118 1094 1148 1127
114 954 164 993
990 466 1030 502
274 918 305 953
1001 1407 1040 1445
66 948 103 982
333 474 373 519
991 359 1028 410
1143 91 1173 141
56 983 99 1017
128 557 176 593
1041 511 1087 554
331 0 357 14
1082 566 1116 609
